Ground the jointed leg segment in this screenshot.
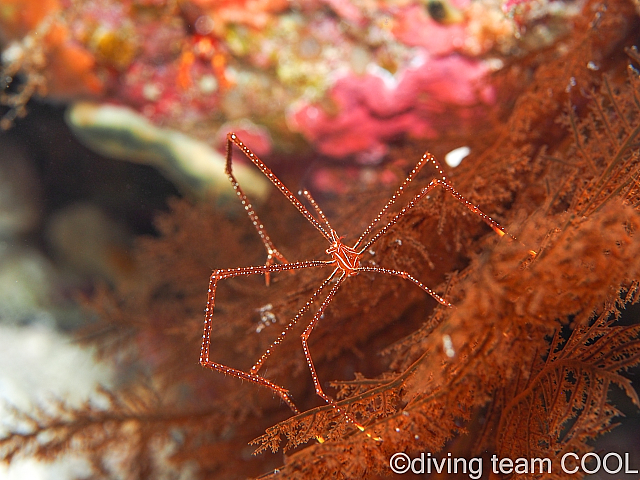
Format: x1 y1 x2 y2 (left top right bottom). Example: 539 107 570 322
356 265 451 307
226 133 333 242
359 177 507 255
225 137 288 274
250 268 340 374
200 260 330 413
300 274 346 404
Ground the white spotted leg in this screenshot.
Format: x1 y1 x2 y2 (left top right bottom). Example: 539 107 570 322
200 260 331 414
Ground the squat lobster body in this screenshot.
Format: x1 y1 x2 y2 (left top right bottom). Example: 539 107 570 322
200 132 515 423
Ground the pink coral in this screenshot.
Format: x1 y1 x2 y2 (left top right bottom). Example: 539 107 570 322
392 4 468 56
289 55 494 161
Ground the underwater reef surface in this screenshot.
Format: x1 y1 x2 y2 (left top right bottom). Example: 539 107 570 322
2 0 581 165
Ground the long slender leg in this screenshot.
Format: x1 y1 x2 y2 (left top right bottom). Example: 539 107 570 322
251 267 340 374
299 273 346 407
201 260 331 413
356 265 451 307
355 151 437 250
227 133 332 242
224 136 288 285
299 189 334 233
299 273 373 434
200 356 300 413
298 274 382 440
359 178 509 255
